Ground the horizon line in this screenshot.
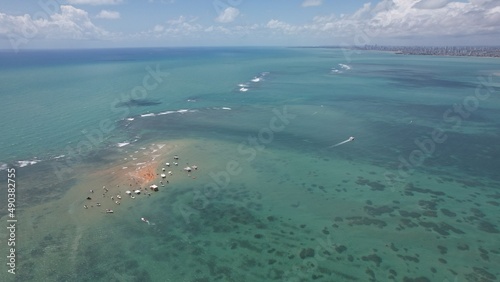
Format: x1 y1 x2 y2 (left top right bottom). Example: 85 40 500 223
1 44 500 52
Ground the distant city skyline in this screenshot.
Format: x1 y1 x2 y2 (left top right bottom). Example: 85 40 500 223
1 0 499 50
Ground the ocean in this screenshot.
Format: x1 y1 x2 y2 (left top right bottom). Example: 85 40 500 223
0 47 499 281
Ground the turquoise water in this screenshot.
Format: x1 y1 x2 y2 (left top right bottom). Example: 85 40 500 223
0 47 499 281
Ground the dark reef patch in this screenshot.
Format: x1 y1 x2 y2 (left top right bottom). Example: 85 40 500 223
457 243 469 251
419 221 465 236
470 208 485 218
399 210 421 218
335 245 347 253
465 267 497 281
346 216 387 228
389 243 399 252
487 201 499 206
437 245 448 255
405 183 445 196
477 221 499 233
399 218 418 228
422 210 437 217
356 177 386 191
479 247 490 261
440 208 456 217
364 205 395 216
114 98 162 107
299 248 315 259
397 254 419 263
418 200 438 211
402 276 431 282
362 254 382 267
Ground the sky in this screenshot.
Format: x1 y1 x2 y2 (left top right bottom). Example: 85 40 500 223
0 0 499 50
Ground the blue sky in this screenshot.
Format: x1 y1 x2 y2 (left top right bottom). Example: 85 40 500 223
1 0 499 49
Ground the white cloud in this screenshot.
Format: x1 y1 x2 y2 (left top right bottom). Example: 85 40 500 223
204 25 230 34
2 0 499 47
351 3 374 20
413 0 451 9
215 7 240 23
302 0 323 7
0 5 113 41
266 0 500 42
167 15 188 25
144 16 203 37
153 24 164 32
67 0 122 5
267 19 301 34
96 10 120 19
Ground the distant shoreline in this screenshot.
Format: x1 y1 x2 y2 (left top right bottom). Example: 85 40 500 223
293 45 500 58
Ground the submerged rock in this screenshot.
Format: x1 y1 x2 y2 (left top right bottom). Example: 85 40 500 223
299 248 315 259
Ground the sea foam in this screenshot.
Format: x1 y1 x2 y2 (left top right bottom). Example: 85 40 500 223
157 111 176 115
339 64 351 70
17 159 41 168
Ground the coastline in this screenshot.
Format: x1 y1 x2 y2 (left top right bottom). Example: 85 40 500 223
292 45 500 58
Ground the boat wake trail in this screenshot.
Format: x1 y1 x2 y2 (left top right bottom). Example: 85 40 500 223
329 136 355 148
141 217 156 225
